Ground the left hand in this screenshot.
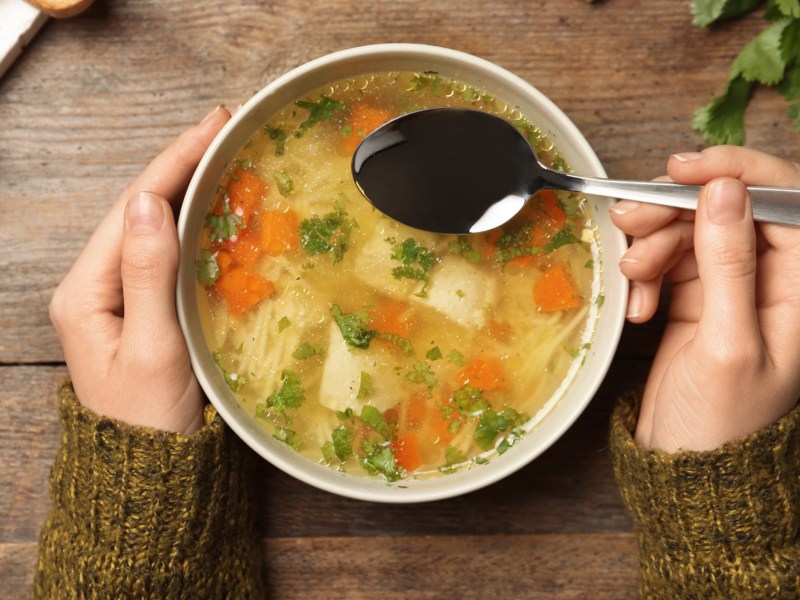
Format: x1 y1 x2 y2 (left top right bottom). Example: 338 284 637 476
49 107 231 434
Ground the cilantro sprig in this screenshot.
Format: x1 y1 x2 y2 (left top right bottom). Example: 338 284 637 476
691 0 800 143
388 237 437 296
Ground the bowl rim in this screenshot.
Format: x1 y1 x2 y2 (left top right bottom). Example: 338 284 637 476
177 43 628 503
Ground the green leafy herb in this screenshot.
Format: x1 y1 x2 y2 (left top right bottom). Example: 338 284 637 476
274 171 293 196
376 332 415 357
389 237 437 296
448 236 481 264
336 407 355 422
265 124 287 156
361 444 403 481
452 385 491 417
426 346 443 361
295 95 347 137
212 351 247 393
292 342 326 360
196 249 220 287
205 194 244 242
492 226 541 264
404 361 438 396
299 207 355 263
474 408 527 451
359 405 394 438
330 425 355 461
278 316 291 332
691 1 800 143
444 446 467 467
545 230 589 253
263 370 305 414
357 372 374 399
274 427 302 451
330 304 377 349
446 349 467 366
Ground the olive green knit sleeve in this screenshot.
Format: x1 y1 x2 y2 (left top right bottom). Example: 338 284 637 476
33 381 266 599
610 394 800 599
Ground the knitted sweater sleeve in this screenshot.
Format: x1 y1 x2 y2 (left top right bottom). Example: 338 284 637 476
610 393 800 598
33 381 266 599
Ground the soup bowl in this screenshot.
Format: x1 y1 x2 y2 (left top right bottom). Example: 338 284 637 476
176 43 628 503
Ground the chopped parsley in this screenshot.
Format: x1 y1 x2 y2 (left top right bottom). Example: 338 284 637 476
274 427 302 451
359 405 394 438
295 95 347 137
388 237 437 296
448 236 481 264
278 316 291 332
292 342 326 360
426 346 443 361
375 332 415 357
361 443 403 482
446 349 467 366
263 370 305 414
404 361 438 396
196 249 220 287
357 372 374 399
264 124 287 156
205 193 244 243
545 229 589 253
326 425 355 462
299 207 355 263
474 408 528 451
452 385 491 417
212 351 247 393
330 304 377 349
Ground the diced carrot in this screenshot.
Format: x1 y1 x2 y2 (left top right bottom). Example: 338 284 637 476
533 263 582 312
455 357 507 391
368 300 415 338
337 105 396 156
405 392 429 430
223 168 266 223
219 220 263 266
260 209 299 256
214 266 275 317
391 432 423 472
214 250 235 276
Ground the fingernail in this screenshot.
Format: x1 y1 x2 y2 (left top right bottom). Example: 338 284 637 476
627 284 642 319
671 152 704 163
126 191 165 232
610 200 642 215
200 105 224 124
706 179 746 225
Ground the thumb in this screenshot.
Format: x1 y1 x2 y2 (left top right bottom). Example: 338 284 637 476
120 191 182 352
694 177 759 347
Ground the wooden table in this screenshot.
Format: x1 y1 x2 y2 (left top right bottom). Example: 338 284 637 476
1 2 797 598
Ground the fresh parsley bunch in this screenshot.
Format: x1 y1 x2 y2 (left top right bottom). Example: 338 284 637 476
691 0 800 144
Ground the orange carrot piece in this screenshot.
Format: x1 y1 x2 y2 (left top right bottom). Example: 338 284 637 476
260 209 299 256
455 357 507 391
337 105 396 156
214 250 235 276
391 432 423 472
405 392 429 430
368 300 415 338
533 263 582 312
224 168 266 223
219 220 263 266
215 266 275 317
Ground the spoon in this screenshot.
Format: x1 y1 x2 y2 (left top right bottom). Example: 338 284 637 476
351 107 800 234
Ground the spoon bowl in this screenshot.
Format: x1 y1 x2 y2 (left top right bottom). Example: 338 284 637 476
352 108 800 233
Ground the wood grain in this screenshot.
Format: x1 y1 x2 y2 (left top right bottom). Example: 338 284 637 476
1 0 796 597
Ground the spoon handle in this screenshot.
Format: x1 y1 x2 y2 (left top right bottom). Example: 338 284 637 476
546 172 800 227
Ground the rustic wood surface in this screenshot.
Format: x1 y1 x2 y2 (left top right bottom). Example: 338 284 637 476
1 1 797 598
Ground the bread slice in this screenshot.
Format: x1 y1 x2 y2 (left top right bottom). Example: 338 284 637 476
25 0 95 18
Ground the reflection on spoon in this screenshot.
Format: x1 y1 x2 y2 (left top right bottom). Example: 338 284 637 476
351 108 800 234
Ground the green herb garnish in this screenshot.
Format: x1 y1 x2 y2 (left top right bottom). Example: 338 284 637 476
448 236 481 264
196 249 220 287
295 95 347 137
360 444 403 482
404 361 438 396
273 427 302 451
292 342 326 360
388 237 437 296
204 194 244 243
264 124 287 156
278 316 291 332
359 405 394 438
299 207 355 263
691 0 800 143
330 304 377 349
212 351 247 393
263 370 305 414
357 372 374 399
426 346 443 361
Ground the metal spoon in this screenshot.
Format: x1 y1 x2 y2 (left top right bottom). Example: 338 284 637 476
351 107 800 234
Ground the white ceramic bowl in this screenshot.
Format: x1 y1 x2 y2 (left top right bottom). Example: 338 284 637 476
176 43 628 503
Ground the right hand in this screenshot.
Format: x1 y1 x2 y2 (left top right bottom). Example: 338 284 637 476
609 146 800 452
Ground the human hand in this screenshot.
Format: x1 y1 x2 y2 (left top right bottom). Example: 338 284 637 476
50 107 231 434
610 146 800 452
